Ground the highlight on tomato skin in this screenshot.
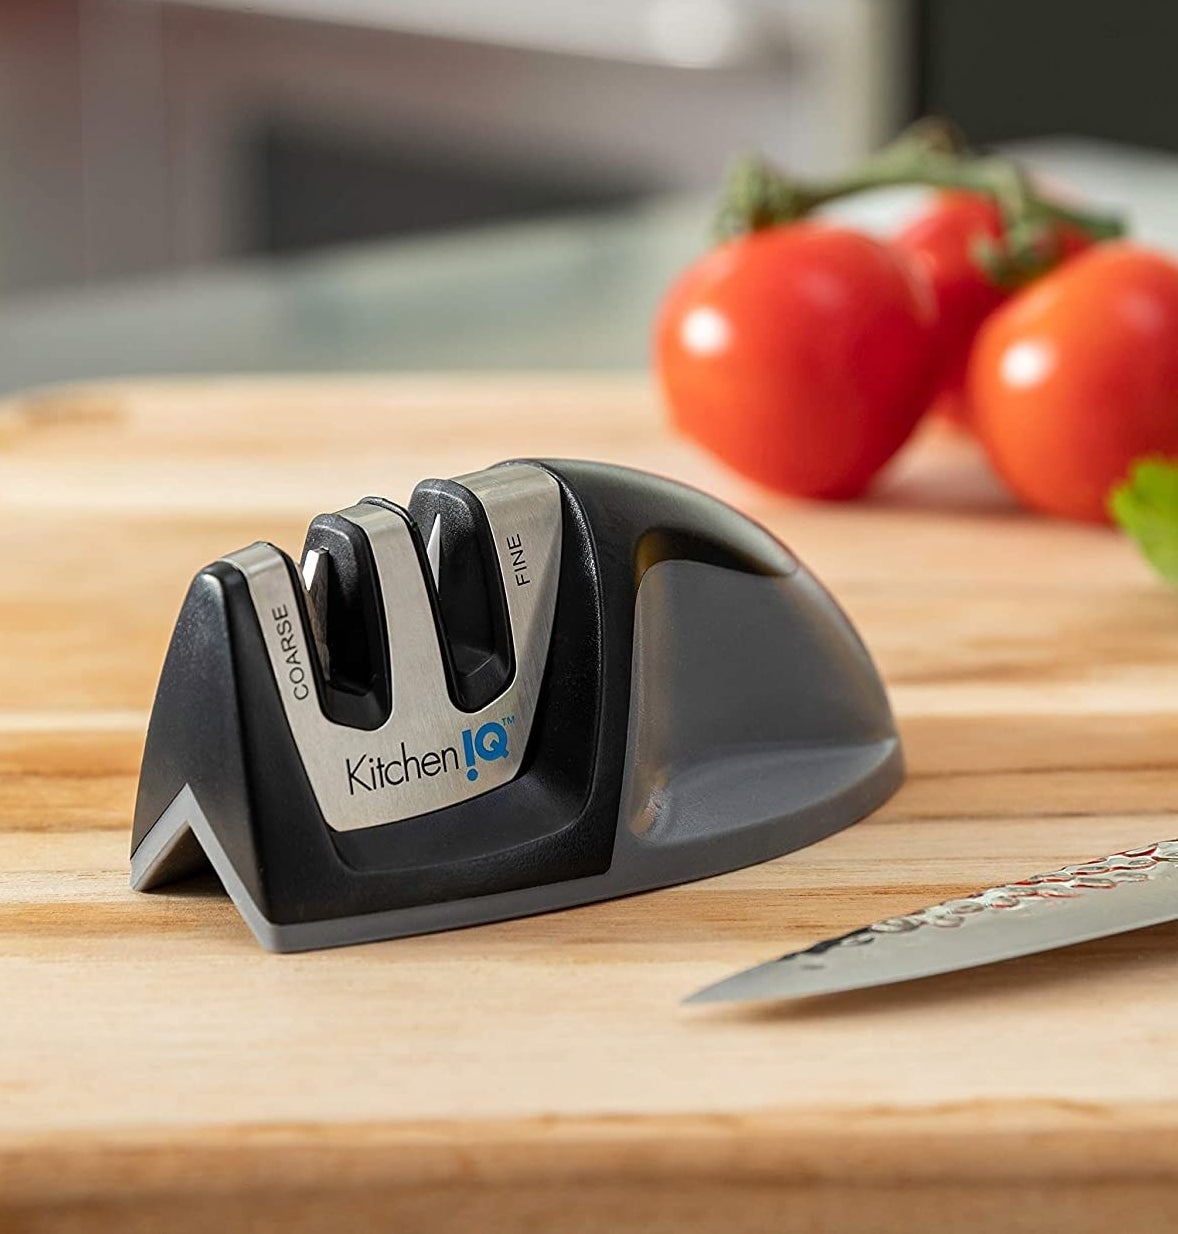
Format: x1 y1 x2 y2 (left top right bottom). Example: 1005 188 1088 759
968 243 1178 524
655 223 937 501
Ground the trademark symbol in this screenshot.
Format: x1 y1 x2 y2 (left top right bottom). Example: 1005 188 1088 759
501 714 515 726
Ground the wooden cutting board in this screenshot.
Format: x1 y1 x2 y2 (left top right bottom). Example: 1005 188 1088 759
4 375 1178 1233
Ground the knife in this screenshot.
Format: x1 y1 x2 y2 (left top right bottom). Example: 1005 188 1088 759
685 838 1178 1005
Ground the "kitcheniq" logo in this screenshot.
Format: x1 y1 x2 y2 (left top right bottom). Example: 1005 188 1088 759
345 720 511 795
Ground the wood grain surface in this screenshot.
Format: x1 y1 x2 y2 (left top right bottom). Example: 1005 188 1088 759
3 375 1178 1233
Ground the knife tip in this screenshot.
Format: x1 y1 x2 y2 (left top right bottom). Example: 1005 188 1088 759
682 963 781 1006
680 986 724 1006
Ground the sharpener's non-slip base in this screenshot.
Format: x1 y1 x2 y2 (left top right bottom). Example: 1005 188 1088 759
131 737 902 953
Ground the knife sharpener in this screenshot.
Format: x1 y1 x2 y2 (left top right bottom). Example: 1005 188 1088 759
131 459 903 951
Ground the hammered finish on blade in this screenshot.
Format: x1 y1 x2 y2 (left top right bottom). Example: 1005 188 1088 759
686 840 1178 1005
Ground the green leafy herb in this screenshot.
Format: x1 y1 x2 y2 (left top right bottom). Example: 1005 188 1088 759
1109 457 1178 588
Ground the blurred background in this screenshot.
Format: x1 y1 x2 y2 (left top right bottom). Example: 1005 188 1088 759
0 0 1174 391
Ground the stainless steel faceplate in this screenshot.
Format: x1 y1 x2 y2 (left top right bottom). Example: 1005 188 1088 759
222 463 562 832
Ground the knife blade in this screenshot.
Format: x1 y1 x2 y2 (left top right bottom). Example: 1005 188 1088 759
685 838 1178 1005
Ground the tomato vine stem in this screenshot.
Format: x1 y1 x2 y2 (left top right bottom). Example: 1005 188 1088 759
715 117 1127 288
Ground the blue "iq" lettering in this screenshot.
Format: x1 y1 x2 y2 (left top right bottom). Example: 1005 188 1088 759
461 721 510 781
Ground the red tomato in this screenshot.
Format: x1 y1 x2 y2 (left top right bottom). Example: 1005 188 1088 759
656 224 935 499
895 192 1094 429
969 243 1178 522
894 193 1008 427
